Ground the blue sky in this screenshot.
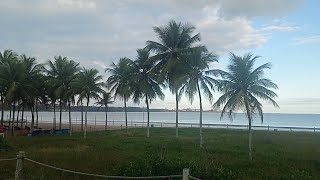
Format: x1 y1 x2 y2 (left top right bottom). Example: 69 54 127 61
0 0 319 114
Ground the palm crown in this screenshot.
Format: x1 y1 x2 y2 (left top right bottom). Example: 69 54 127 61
214 53 279 122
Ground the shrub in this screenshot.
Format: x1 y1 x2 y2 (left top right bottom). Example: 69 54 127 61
0 136 13 152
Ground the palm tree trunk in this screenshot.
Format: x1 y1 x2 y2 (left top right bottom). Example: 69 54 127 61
9 105 12 123
59 100 62 130
31 105 35 130
175 89 179 138
68 99 72 136
244 99 253 160
84 96 89 138
53 102 56 129
146 95 150 138
0 94 4 126
104 105 108 131
36 101 39 127
16 103 20 127
11 100 16 136
81 99 84 132
124 97 128 134
21 105 24 128
197 82 203 148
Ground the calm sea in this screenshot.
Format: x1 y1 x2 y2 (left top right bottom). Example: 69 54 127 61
2 111 320 128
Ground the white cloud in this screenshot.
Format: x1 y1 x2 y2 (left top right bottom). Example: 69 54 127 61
292 36 320 45
260 25 299 32
57 0 96 9
196 14 266 54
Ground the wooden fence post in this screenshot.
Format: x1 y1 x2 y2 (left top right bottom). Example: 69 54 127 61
183 168 190 180
15 151 25 180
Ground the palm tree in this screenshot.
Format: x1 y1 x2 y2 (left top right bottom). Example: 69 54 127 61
146 20 204 138
72 68 104 138
131 49 164 137
213 53 279 160
45 56 80 130
179 48 218 147
106 58 133 134
95 92 114 130
19 55 44 128
0 50 18 125
0 53 42 135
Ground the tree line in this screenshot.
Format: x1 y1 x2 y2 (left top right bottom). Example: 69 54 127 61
0 20 278 160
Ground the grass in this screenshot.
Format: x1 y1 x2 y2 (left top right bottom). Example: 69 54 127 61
1 128 320 179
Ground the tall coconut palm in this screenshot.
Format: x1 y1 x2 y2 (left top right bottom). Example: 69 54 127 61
19 55 44 128
146 20 204 138
179 48 219 147
95 92 114 130
72 68 104 138
213 53 279 160
106 58 133 133
131 49 164 137
0 53 41 134
0 50 18 125
0 53 23 134
45 56 80 130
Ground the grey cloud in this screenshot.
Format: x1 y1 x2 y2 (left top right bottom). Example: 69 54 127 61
0 0 303 72
216 0 304 18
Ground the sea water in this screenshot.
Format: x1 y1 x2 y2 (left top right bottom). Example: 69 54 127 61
2 111 320 128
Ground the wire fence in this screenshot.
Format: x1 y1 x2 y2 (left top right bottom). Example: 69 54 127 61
34 119 320 132
1 151 201 180
2 118 320 137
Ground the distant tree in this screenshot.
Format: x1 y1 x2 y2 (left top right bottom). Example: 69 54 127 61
72 68 104 138
180 48 218 147
214 53 279 160
95 92 114 130
0 50 18 125
106 58 133 134
46 56 80 131
146 20 204 138
131 49 164 137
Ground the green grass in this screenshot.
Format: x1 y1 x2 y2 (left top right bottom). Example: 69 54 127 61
1 128 320 179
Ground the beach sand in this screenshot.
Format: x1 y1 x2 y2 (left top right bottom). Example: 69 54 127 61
36 122 122 132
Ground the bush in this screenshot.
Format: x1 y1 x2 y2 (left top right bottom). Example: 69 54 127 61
0 136 13 152
117 153 235 179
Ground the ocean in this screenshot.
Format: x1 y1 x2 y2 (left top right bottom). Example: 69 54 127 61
2 111 320 128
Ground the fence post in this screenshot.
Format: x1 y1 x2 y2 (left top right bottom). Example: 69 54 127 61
268 125 270 131
15 151 25 180
121 124 122 130
183 168 190 180
314 127 316 133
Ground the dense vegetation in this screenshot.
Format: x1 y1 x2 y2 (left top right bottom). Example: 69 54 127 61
1 128 320 180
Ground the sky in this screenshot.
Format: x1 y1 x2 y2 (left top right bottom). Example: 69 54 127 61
0 0 319 114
